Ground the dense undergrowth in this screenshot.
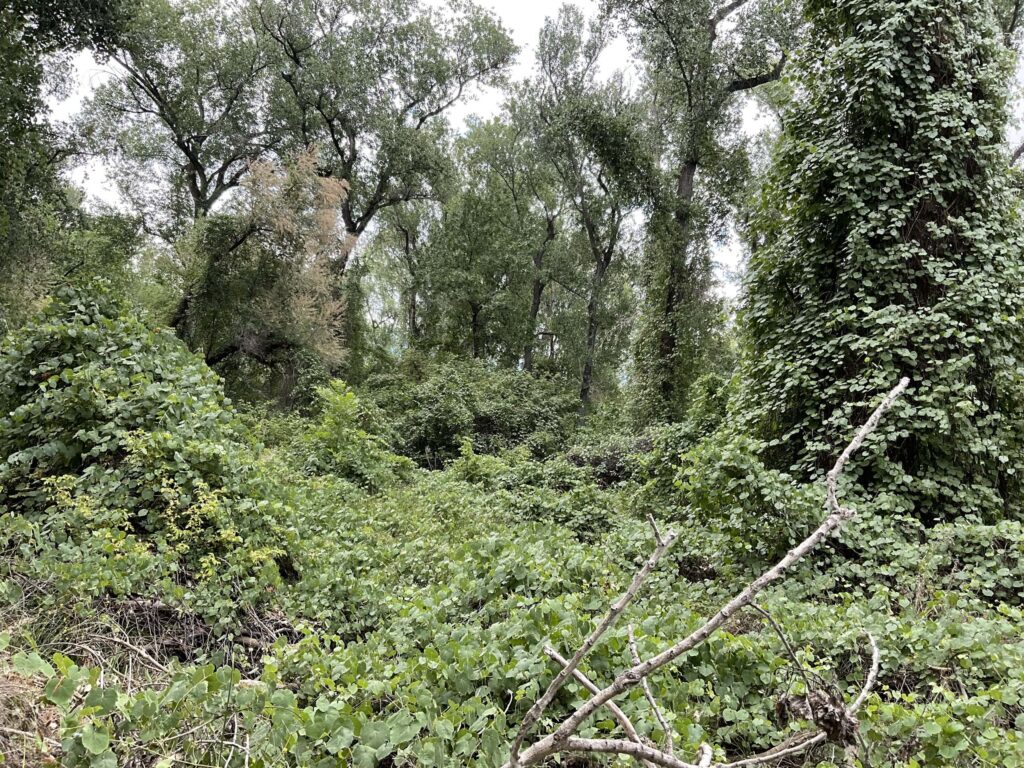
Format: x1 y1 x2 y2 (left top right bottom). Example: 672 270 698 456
2 290 1024 768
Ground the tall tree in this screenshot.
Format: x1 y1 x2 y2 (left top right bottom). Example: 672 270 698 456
82 0 274 239
254 0 515 281
529 5 646 410
1 0 130 325
462 117 563 371
741 0 1024 523
606 0 801 422
79 0 279 345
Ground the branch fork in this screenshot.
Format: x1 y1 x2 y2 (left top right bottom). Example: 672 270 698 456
505 379 908 768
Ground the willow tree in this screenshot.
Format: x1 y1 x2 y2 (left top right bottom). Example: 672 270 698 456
741 0 1024 523
605 0 801 423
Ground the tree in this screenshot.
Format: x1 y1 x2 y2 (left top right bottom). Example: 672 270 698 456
0 0 130 326
418 157 529 361
740 0 1024 524
606 0 801 422
254 0 516 282
78 0 280 347
528 5 646 411
461 117 564 371
81 0 275 239
174 149 352 402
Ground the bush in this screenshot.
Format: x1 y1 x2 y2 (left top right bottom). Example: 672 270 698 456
298 380 413 491
365 359 578 465
0 284 294 629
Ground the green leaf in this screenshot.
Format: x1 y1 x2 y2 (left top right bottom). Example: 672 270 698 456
81 725 111 755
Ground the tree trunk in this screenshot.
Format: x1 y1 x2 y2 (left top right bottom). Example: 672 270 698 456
580 259 609 412
523 276 545 371
470 303 484 359
523 215 557 371
657 159 699 409
408 285 420 341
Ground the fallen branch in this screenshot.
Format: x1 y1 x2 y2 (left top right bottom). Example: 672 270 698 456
504 378 908 768
509 517 679 764
629 623 674 756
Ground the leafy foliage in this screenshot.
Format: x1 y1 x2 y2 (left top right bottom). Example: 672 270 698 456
741 0 1024 523
366 359 578 464
0 284 294 628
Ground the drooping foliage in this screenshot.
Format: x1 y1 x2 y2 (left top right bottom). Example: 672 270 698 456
741 0 1024 523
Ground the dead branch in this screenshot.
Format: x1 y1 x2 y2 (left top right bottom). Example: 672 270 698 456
628 624 674 756
544 645 656 768
503 378 908 768
509 524 680 764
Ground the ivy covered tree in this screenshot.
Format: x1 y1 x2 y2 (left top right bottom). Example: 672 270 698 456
740 0 1024 523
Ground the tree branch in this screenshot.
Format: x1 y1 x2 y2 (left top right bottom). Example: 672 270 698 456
504 378 908 768
726 53 787 93
628 624 674 756
509 526 680 765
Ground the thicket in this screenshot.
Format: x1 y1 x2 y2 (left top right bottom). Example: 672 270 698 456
4 0 1024 766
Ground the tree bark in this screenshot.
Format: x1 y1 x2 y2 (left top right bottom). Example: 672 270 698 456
470 303 484 358
580 258 609 411
523 214 557 372
657 158 699 410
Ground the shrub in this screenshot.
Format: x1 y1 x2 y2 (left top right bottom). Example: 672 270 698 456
298 380 413 491
0 283 294 629
365 359 577 465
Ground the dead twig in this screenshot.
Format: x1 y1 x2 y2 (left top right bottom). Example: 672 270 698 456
628 624 674 756
503 378 908 768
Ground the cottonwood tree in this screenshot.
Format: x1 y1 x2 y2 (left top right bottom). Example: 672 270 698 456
605 0 802 422
254 0 516 283
373 202 436 346
81 0 275 241
463 117 565 371
416 147 531 361
527 5 647 410
79 0 279 348
741 0 1024 523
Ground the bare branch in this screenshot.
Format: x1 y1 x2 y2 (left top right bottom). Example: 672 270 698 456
543 646 655 767
717 732 827 768
709 0 751 31
850 634 881 714
510 527 679 764
1012 140 1024 165
726 53 787 93
749 603 817 722
504 378 908 768
646 514 666 547
628 624 674 755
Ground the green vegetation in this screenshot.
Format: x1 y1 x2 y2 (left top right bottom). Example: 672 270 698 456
3 0 1024 767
